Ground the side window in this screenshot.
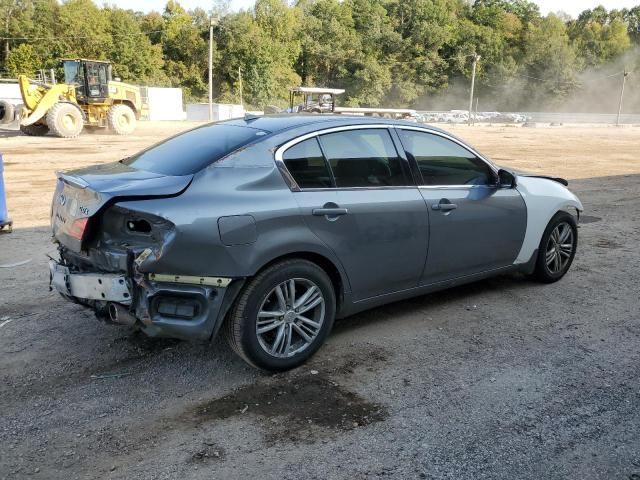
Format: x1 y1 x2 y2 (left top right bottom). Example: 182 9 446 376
399 130 495 186
282 138 333 189
319 129 407 187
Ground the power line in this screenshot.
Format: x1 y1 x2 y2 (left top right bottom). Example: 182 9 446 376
0 30 163 41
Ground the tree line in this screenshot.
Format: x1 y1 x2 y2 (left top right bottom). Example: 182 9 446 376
1 0 639 112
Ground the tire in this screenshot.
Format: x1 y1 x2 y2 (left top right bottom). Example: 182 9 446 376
107 104 136 135
46 102 84 138
0 101 15 124
20 123 50 136
225 259 336 371
532 211 578 283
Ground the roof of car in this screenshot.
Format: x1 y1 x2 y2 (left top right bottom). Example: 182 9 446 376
220 114 444 134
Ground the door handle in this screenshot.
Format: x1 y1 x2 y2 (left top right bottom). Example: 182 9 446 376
312 208 349 216
431 201 458 211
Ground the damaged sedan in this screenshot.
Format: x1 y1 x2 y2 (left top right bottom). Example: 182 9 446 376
49 115 583 370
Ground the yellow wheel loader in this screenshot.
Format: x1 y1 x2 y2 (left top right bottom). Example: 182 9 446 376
17 59 144 138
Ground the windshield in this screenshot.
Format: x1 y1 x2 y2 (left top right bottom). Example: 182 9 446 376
122 124 269 176
63 61 81 85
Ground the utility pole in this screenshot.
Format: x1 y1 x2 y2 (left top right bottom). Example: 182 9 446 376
616 69 629 127
208 16 217 122
468 54 480 126
474 97 479 126
238 66 243 107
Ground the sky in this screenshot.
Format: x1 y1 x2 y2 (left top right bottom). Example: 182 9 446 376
103 0 640 18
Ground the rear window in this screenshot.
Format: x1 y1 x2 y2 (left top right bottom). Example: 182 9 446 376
282 138 332 188
122 124 268 176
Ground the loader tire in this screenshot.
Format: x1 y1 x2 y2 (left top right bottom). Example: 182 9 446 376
107 104 136 135
20 124 50 136
46 103 84 138
0 101 15 124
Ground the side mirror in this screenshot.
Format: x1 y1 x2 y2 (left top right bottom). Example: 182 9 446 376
498 169 517 188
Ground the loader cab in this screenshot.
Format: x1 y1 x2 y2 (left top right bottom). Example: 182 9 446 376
62 59 112 101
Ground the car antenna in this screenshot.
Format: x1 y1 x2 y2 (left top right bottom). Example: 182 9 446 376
244 113 261 122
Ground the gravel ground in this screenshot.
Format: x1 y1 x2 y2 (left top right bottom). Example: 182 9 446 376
1 125 639 479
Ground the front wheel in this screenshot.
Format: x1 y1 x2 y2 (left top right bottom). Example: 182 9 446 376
46 103 84 138
532 211 578 283
225 259 336 371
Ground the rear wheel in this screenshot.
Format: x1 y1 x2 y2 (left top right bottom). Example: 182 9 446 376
225 259 336 371
20 123 49 136
533 211 578 283
46 103 84 138
107 104 136 135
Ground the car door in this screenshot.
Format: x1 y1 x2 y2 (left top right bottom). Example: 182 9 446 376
278 126 429 301
396 128 527 286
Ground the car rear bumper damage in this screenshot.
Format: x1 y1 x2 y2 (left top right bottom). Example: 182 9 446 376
49 257 243 341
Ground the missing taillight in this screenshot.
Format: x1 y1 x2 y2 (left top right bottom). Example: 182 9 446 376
126 219 152 234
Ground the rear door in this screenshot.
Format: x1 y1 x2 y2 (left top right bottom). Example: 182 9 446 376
279 127 429 301
396 128 526 285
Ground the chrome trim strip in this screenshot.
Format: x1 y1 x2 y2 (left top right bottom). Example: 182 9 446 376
298 186 418 192
418 185 499 190
274 124 392 162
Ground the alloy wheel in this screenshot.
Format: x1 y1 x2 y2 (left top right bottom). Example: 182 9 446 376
256 278 326 358
545 222 574 274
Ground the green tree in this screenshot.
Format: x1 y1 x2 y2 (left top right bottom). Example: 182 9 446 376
571 17 632 66
107 8 166 85
214 2 301 108
161 0 207 100
520 14 580 108
5 42 38 76
56 0 113 60
0 0 638 110
296 0 360 93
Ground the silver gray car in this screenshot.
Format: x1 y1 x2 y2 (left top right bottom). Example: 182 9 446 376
49 115 583 370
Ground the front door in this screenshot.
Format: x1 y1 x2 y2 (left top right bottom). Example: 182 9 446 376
396 128 527 285
281 128 429 301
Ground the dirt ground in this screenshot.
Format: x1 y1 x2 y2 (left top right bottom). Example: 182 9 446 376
1 122 639 479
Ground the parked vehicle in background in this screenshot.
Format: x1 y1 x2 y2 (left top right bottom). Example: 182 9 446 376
446 111 470 123
48 115 583 371
416 111 531 124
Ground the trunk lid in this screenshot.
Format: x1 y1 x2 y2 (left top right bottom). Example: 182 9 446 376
52 161 192 252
